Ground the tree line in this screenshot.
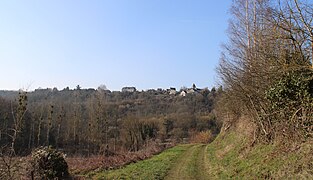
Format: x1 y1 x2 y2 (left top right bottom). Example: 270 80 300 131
0 86 222 156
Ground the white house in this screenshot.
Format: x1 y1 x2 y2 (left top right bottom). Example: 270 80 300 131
186 88 195 94
180 91 187 97
122 87 136 92
168 87 176 95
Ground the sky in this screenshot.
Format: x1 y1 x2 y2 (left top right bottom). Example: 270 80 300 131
0 0 231 91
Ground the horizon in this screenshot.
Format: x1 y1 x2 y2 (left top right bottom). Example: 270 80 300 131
0 1 231 91
0 83 215 92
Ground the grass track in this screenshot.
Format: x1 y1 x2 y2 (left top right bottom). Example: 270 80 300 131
88 130 313 179
90 144 210 180
164 144 208 180
91 144 194 180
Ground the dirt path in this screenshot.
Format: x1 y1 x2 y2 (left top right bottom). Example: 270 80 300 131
164 144 208 180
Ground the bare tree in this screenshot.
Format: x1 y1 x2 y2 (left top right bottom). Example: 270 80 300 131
9 91 28 153
0 91 27 179
218 0 312 142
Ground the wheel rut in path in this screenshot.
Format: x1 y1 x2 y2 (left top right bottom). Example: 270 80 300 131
164 144 208 180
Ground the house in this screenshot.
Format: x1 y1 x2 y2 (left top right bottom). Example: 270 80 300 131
157 88 166 94
179 84 203 97
168 87 176 95
187 84 203 94
186 88 195 94
122 87 136 93
180 91 187 97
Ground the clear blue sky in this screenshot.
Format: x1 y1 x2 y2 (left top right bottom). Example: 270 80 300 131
0 0 231 91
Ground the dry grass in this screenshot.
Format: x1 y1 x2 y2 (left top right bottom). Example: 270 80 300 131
206 115 313 179
0 142 172 179
67 143 171 176
0 156 31 179
190 131 213 144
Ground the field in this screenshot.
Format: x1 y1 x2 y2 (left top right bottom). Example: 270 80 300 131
89 144 193 179
1 129 311 179
79 130 313 179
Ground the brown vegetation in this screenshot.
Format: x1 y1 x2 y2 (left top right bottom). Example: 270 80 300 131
67 141 169 175
0 85 222 178
217 0 313 143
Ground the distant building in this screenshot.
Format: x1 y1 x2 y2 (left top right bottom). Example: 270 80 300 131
180 91 187 97
157 88 165 93
179 84 203 97
35 88 53 92
122 87 136 93
187 84 203 94
186 88 195 94
168 87 176 95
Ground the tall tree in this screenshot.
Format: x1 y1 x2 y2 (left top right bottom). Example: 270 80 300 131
218 0 313 142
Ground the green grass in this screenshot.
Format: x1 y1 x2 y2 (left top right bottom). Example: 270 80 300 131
87 130 312 179
187 145 202 177
91 144 192 180
205 131 313 179
165 144 206 180
186 144 207 179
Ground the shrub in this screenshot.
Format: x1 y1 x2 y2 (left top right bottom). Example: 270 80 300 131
190 131 213 143
31 146 69 179
266 70 312 110
265 70 313 140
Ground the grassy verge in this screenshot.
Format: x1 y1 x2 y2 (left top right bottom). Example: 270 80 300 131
205 131 313 179
90 144 193 180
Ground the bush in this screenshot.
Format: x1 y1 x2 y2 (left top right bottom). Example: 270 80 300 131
266 70 312 110
265 70 313 140
31 146 69 179
190 131 213 143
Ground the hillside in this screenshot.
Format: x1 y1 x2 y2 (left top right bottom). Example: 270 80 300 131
205 117 313 179
84 117 312 179
0 86 222 155
213 0 313 178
